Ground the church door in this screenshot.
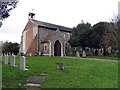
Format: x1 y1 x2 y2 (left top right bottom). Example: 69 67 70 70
54 40 61 56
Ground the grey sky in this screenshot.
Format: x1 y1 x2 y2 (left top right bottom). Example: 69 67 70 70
0 0 119 43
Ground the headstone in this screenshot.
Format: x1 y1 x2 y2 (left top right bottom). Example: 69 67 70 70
20 56 28 70
26 76 45 87
56 62 65 70
4 54 8 64
76 51 80 57
29 53 32 56
98 48 103 55
107 46 112 55
39 52 41 56
98 49 101 55
10 55 17 67
82 50 86 57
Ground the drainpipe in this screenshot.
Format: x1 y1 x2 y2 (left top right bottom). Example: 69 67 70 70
38 26 40 55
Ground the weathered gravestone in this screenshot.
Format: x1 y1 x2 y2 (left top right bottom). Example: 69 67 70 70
82 50 86 57
98 48 104 55
26 76 45 87
76 51 80 57
20 56 28 70
4 54 8 64
107 46 112 55
10 55 17 67
56 62 65 70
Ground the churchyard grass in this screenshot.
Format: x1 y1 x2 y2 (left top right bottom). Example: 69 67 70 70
2 56 118 88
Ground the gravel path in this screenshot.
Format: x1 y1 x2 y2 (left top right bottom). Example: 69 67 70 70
65 56 120 62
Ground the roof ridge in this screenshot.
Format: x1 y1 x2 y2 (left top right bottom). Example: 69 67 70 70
32 19 72 29
30 19 72 32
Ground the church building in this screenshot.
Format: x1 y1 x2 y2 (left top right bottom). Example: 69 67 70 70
19 13 72 56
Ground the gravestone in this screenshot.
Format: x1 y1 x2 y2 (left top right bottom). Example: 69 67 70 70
76 51 80 57
98 49 101 55
98 48 103 55
82 50 86 57
4 54 8 64
56 62 65 70
20 56 28 70
26 76 45 87
10 55 17 67
107 46 112 55
39 52 41 56
29 53 32 56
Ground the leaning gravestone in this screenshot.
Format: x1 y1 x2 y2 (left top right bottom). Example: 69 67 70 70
82 50 86 57
20 56 28 70
4 54 8 64
10 55 17 67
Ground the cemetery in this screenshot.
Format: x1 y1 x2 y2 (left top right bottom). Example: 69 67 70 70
2 55 118 88
0 0 119 89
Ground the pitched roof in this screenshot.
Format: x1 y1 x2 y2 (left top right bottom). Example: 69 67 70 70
31 19 72 32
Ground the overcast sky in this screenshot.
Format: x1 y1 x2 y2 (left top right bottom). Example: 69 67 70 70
0 0 119 43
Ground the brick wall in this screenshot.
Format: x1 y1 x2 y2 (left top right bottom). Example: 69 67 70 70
25 21 33 52
27 35 38 55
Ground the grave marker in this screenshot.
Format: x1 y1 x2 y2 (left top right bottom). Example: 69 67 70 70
4 54 8 64
20 56 28 70
26 76 45 87
76 51 80 57
56 62 65 70
82 50 86 57
10 55 17 67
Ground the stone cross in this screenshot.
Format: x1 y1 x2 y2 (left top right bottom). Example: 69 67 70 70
20 56 28 70
4 54 8 64
10 55 17 67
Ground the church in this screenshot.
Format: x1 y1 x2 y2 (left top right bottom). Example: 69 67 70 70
19 13 72 56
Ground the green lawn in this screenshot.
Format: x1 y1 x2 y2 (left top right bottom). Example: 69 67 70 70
2 56 118 88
